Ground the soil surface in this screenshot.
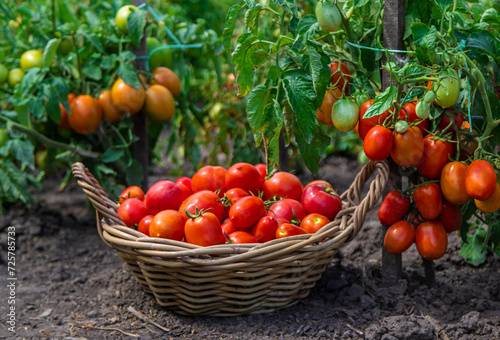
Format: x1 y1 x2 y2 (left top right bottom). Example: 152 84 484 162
1 155 499 340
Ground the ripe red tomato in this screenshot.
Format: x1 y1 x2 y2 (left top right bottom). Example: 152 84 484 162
119 185 145 203
465 160 497 201
276 223 308 239
179 190 226 221
224 188 250 205
329 60 352 95
378 190 411 226
358 100 391 140
111 77 145 115
137 214 153 236
225 162 263 195
263 172 303 201
300 213 330 234
414 183 443 220
383 220 415 254
251 216 279 243
317 88 342 125
416 134 453 179
144 181 183 214
398 102 429 136
475 183 500 214
363 125 394 162
191 165 227 197
440 161 471 205
304 180 333 190
175 177 192 191
229 196 267 231
254 163 267 179
415 221 448 260
301 184 342 221
185 212 226 246
221 220 237 236
228 231 259 244
148 210 186 241
438 200 463 233
268 198 306 221
117 198 149 227
68 95 103 135
438 109 464 134
391 126 424 167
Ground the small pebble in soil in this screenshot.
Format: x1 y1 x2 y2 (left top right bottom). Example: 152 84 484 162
460 311 480 331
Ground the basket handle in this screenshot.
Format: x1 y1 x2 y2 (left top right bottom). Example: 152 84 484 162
340 160 389 242
72 162 126 247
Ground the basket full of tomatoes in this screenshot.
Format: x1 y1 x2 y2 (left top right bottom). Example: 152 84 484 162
72 160 388 316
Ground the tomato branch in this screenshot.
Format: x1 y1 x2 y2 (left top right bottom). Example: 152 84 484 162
0 115 102 159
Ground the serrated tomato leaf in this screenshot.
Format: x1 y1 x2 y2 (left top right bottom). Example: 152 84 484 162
247 85 270 133
363 85 397 119
223 4 243 52
460 226 487 266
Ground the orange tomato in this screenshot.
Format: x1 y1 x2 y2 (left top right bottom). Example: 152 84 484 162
151 67 181 97
68 95 103 134
111 77 146 115
317 88 342 126
144 84 176 122
98 89 124 123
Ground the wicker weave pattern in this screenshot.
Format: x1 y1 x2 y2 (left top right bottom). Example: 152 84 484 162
72 160 389 316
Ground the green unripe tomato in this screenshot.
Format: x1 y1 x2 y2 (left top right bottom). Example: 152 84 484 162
58 36 74 56
315 1 342 32
430 68 460 109
424 91 436 104
20 49 43 70
394 120 408 134
0 64 8 84
115 5 137 34
415 100 431 120
8 68 25 88
331 97 360 132
147 37 172 69
0 128 9 147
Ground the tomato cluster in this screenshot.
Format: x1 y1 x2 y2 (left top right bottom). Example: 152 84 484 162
117 163 344 246
57 67 180 135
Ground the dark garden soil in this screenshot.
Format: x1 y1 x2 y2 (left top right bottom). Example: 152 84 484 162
1 155 500 339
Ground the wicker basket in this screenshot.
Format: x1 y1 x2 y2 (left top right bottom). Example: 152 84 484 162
72 160 389 316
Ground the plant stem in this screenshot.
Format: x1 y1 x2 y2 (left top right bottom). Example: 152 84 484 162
0 116 101 159
51 0 56 33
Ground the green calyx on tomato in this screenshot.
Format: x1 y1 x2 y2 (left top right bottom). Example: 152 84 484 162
315 1 342 33
115 5 137 34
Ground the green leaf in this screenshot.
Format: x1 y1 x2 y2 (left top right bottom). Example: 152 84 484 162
465 31 500 63
102 148 125 163
82 64 102 81
81 30 104 53
231 33 259 97
354 0 370 8
117 63 141 88
28 96 44 121
297 15 319 36
305 43 330 106
294 128 330 174
460 200 478 242
283 70 317 143
244 3 263 32
411 22 429 44
11 139 35 170
58 0 79 26
277 0 299 30
43 38 61 68
128 8 147 47
0 159 36 208
481 8 500 31
223 4 243 52
460 227 487 266
431 0 453 13
363 85 397 119
44 85 62 125
101 55 119 69
120 51 136 62
21 68 46 98
247 85 270 133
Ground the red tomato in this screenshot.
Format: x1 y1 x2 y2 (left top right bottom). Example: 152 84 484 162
300 213 330 234
276 218 289 226
465 160 497 201
225 162 264 195
304 180 333 190
149 210 186 241
330 60 352 95
301 184 342 221
408 211 425 231
185 212 226 246
254 163 267 179
119 185 145 203
391 126 424 167
175 177 192 191
414 183 443 220
117 198 149 227
438 109 464 135
191 165 227 197
68 95 103 135
144 181 184 215
251 216 279 243
475 183 500 214
228 231 259 244
440 161 471 205
221 220 238 237
137 215 153 236
176 183 192 201
398 102 429 136
384 220 415 254
438 200 463 233
225 188 250 205
363 125 394 161
416 221 448 260
179 190 226 221
276 223 308 239
416 134 453 179
317 88 342 125
268 198 307 221
229 196 267 231
262 172 303 201
378 190 411 226
358 99 391 140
